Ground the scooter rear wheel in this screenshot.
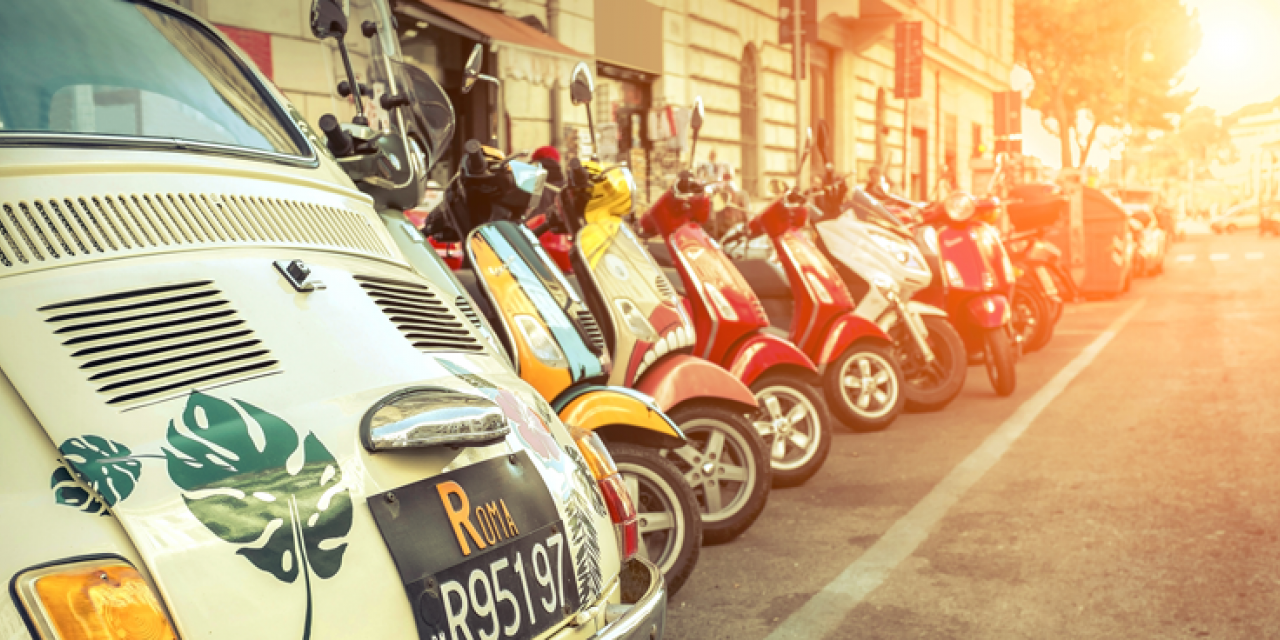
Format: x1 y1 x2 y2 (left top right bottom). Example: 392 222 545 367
610 443 702 596
750 374 831 487
661 404 771 545
899 316 967 412
1014 287 1054 354
984 327 1017 396
825 343 905 432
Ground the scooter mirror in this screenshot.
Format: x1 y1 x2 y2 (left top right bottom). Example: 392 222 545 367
463 43 484 94
570 62 595 105
690 97 705 132
815 120 832 162
310 0 349 40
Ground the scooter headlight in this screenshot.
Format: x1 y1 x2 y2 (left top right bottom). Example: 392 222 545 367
514 314 569 367
944 192 977 222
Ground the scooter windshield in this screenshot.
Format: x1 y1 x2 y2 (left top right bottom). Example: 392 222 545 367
848 188 913 237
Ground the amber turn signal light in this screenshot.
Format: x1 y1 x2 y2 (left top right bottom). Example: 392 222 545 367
15 560 176 640
571 427 639 560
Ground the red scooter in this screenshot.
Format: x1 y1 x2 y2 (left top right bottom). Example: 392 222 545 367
737 135 906 431
919 193 1020 396
640 99 832 487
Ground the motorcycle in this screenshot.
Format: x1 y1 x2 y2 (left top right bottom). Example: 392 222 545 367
533 65 772 546
639 98 833 489
730 131 906 431
415 50 706 594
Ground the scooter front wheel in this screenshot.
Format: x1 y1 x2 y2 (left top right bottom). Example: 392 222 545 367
610 443 702 596
750 374 831 487
1014 287 1054 354
899 316 967 412
825 343 904 432
984 327 1017 396
661 404 771 545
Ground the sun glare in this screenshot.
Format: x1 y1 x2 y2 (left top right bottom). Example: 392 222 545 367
1182 0 1280 113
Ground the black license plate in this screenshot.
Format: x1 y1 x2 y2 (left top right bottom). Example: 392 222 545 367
368 451 581 640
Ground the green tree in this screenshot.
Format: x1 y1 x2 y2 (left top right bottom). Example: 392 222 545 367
1015 0 1201 168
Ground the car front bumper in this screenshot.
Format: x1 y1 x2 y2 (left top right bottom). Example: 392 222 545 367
593 558 667 640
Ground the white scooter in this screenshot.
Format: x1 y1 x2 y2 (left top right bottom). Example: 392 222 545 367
811 188 969 412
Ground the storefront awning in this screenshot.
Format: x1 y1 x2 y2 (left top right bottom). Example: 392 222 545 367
404 0 586 61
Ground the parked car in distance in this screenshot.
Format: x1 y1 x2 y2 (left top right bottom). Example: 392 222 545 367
1210 202 1264 234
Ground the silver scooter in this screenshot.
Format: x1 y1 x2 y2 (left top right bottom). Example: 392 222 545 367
812 190 969 412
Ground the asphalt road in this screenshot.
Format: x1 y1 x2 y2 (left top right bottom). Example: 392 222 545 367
667 231 1280 639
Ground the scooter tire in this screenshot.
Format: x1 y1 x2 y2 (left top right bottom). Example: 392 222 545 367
662 404 771 545
984 327 1017 396
610 443 703 596
1016 288 1055 354
750 374 832 487
901 316 968 413
824 343 905 432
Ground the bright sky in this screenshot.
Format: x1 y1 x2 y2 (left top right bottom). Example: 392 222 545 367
1022 0 1280 170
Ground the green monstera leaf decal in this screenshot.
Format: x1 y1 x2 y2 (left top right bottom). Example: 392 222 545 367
164 392 352 638
51 436 142 513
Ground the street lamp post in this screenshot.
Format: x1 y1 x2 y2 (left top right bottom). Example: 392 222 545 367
1121 23 1155 191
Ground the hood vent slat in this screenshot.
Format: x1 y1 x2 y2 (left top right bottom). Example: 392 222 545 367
1 193 391 274
357 275 485 354
43 281 280 408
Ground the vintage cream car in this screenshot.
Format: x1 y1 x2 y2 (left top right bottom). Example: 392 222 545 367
0 0 665 638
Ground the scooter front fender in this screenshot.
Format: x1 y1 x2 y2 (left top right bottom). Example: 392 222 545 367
727 332 819 387
552 386 686 449
634 354 758 414
965 294 1011 329
818 313 893 367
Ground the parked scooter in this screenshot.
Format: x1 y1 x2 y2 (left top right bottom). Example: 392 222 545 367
919 193 1020 395
804 123 969 412
732 131 906 430
415 49 706 594
640 98 833 488
1005 227 1065 353
536 64 772 545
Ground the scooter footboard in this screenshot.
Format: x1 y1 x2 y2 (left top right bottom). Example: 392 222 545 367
965 294 1011 329
552 386 686 448
634 354 758 414
727 332 819 387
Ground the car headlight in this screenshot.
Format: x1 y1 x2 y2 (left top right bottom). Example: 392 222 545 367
944 192 976 222
514 314 569 367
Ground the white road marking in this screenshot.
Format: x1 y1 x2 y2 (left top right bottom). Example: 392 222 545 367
1174 254 1196 263
1246 252 1264 260
765 300 1147 640
1210 253 1229 261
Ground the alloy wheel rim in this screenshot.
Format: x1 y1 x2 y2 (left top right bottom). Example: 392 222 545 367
839 352 898 419
751 385 821 472
661 418 756 523
616 462 685 574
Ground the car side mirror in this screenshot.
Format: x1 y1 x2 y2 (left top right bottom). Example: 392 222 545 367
570 62 594 105
463 43 484 94
310 0 348 39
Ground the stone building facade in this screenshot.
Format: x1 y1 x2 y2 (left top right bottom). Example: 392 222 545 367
176 0 1013 203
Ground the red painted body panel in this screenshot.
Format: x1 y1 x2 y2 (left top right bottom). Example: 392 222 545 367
773 229 858 360
817 314 892 366
726 332 818 387
634 353 758 412
429 236 464 270
527 215 574 273
667 222 768 365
